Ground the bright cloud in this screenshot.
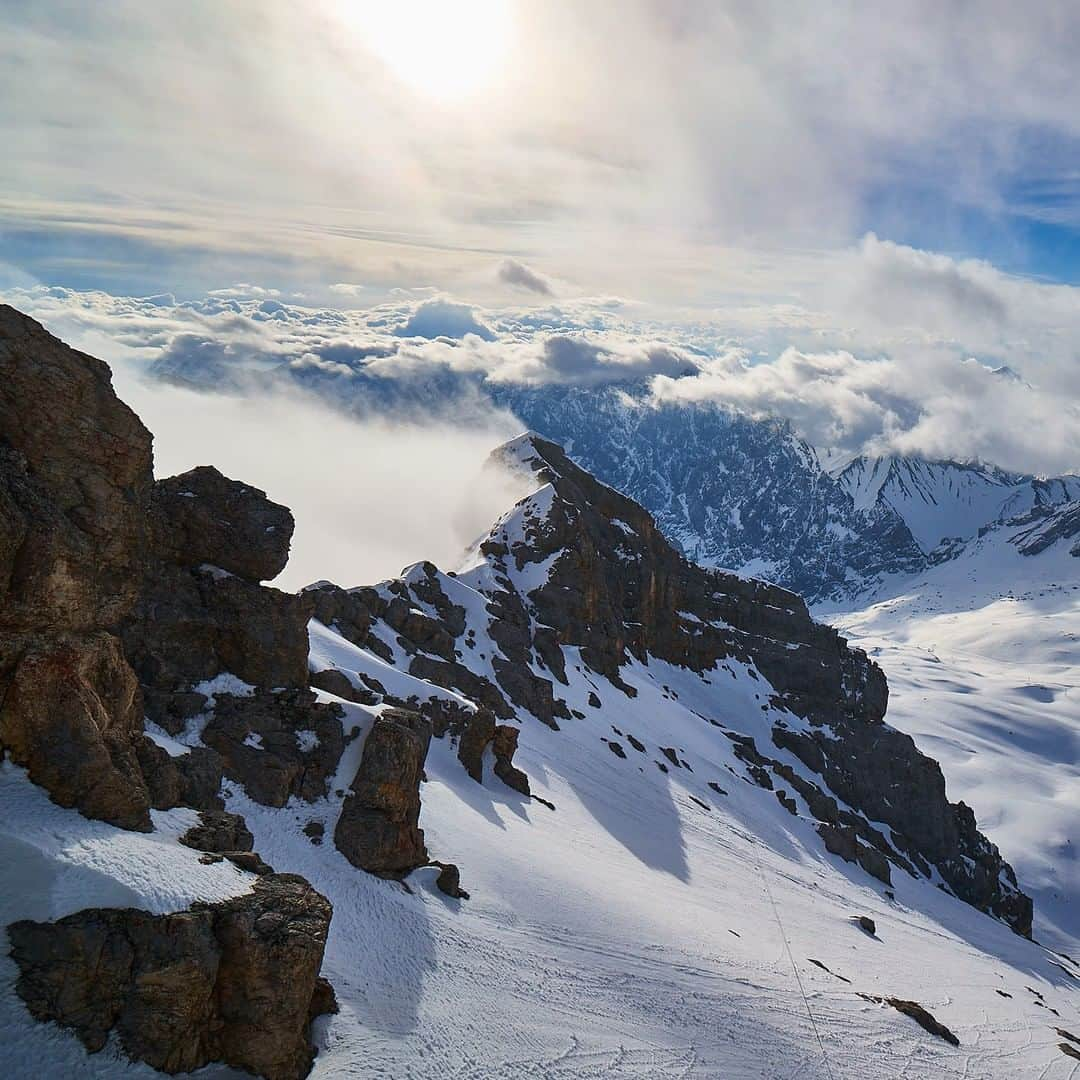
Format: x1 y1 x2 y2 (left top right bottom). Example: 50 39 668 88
5 229 1080 479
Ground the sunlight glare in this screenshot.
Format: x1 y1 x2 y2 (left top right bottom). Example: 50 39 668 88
341 0 514 103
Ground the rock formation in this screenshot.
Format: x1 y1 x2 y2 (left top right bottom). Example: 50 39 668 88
0 307 340 1078
0 306 155 829
307 430 1032 936
8 874 335 1080
334 708 431 876
121 464 312 730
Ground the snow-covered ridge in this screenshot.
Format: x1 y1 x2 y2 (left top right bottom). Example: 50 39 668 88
834 454 1080 555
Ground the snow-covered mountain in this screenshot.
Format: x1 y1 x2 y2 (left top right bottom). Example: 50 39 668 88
4 301 1077 1080
489 383 927 602
148 343 1079 604
822 495 1080 954
834 454 1080 555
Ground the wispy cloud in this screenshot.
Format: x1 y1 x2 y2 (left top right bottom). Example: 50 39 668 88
4 3 1080 299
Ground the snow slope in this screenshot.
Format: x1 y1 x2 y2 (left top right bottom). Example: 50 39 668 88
834 455 1080 555
4 636 1077 1078
823 504 1080 955
3 466 1078 1079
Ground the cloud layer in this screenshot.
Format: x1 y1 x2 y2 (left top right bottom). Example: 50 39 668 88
5 226 1080 479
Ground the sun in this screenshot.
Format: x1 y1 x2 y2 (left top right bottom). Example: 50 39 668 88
341 0 515 104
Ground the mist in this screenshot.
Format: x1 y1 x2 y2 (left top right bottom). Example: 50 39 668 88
110 362 530 590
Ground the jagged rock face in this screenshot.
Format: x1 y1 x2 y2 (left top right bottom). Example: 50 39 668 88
490 435 1029 934
0 305 153 629
201 690 346 808
8 875 334 1080
334 708 430 876
0 306 155 829
310 430 1031 934
491 383 926 602
491 435 887 726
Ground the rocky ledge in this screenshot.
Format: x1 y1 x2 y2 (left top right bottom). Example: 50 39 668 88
8 875 335 1080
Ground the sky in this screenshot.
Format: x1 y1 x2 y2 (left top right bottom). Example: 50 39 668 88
1 0 1079 533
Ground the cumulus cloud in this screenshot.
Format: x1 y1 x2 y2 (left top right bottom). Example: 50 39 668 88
844 234 1009 333
7 2 1080 305
652 346 1080 477
5 273 1078 476
497 259 554 296
482 336 697 386
393 298 496 341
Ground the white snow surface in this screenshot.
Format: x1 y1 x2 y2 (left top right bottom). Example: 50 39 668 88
821 508 1080 955
4 470 1079 1077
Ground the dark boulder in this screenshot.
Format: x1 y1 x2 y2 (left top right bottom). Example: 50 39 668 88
121 562 312 701
334 709 431 876
310 668 378 705
492 724 531 795
8 874 334 1080
434 862 469 900
201 690 345 808
180 810 254 854
151 466 294 584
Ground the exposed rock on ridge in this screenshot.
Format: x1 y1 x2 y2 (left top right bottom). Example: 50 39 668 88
8 874 335 1080
0 305 155 829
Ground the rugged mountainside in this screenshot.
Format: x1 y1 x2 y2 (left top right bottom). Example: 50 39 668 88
834 454 1080 555
490 383 927 602
2 309 1076 1079
823 486 1080 951
0 306 336 1078
301 431 1029 935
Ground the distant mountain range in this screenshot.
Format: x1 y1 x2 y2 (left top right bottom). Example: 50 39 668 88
157 352 1080 603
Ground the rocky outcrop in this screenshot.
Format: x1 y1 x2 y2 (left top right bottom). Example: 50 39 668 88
201 690 346 808
334 709 430 876
8 875 334 1080
0 309 345 1077
492 724 531 796
150 466 294 583
0 306 155 829
120 467 312 724
479 434 1031 935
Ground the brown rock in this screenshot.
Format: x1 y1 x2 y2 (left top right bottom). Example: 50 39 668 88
0 632 151 830
0 307 155 829
201 690 345 808
310 668 378 705
492 724 531 795
151 465 294 583
180 810 254 854
457 707 497 782
434 862 470 900
334 709 430 876
8 874 334 1080
0 305 153 631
